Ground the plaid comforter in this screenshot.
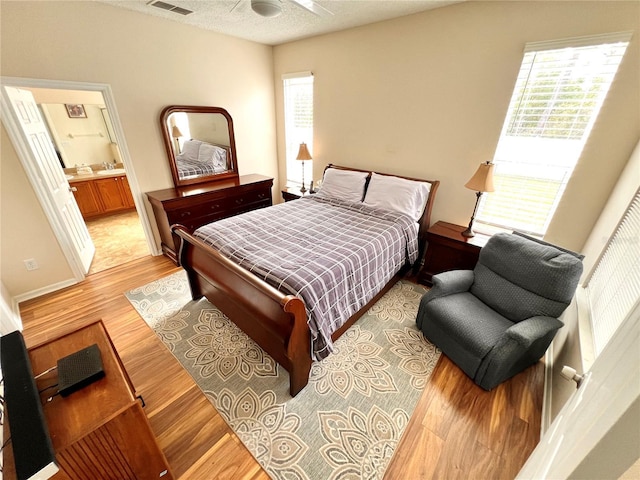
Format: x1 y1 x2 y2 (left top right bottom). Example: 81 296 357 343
176 157 227 178
194 195 419 360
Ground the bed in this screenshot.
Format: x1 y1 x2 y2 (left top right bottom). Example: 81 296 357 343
176 139 229 179
172 164 439 396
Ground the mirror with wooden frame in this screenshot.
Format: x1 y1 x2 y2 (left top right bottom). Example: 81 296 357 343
160 105 239 187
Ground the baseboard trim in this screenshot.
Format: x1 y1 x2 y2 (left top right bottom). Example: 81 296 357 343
14 278 78 305
541 348 554 435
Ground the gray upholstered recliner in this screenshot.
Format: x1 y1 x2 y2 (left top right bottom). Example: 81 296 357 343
416 232 583 390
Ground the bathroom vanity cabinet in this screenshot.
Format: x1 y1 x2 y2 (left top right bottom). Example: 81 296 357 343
70 174 135 218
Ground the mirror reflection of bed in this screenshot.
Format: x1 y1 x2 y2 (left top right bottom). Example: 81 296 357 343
175 139 230 180
160 106 239 187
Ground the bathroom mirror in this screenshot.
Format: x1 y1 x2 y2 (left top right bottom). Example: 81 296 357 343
160 105 239 187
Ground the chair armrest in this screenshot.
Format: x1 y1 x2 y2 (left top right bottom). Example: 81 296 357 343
425 270 475 302
417 270 474 330
503 316 564 348
475 316 564 390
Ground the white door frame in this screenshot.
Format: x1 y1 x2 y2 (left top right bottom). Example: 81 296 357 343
1 76 158 281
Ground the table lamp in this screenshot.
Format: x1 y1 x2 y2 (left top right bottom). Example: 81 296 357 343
462 161 495 238
172 125 184 153
296 142 312 193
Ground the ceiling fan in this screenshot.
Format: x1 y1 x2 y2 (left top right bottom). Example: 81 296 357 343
232 0 334 18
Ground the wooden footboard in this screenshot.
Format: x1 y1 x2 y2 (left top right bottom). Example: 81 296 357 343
173 225 312 396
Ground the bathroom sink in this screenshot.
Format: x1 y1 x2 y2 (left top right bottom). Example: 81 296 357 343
97 168 126 175
65 174 74 180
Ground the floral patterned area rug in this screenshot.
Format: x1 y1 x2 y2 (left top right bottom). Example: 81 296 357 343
126 270 440 480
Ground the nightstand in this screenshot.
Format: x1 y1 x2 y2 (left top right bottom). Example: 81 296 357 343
281 187 311 202
418 221 491 286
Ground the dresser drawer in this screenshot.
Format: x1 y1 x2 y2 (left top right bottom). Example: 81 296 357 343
167 198 231 225
230 188 271 207
227 198 272 219
178 199 271 232
166 188 271 225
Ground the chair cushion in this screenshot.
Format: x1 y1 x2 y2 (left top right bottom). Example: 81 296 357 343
471 233 583 322
420 292 514 377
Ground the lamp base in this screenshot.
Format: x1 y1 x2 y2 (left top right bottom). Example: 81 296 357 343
461 191 482 238
299 160 307 194
461 226 475 238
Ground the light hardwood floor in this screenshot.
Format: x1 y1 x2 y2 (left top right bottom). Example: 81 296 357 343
85 209 148 275
17 255 543 479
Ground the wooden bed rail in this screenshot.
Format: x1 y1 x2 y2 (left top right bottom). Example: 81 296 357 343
172 224 312 395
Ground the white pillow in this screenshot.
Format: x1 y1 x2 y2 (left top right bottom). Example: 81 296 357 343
316 168 370 203
363 172 431 222
212 147 228 170
179 139 202 161
197 143 221 163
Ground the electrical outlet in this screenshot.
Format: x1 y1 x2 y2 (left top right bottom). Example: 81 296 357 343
24 258 39 271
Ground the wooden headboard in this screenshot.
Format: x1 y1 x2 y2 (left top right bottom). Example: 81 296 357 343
323 163 440 268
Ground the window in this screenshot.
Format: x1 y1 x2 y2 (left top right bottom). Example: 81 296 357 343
585 189 640 356
477 33 631 235
283 72 314 189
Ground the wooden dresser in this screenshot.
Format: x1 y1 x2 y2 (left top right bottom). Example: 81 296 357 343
146 174 273 264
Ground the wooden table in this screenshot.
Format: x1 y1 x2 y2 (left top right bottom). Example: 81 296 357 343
4 321 173 480
418 221 491 286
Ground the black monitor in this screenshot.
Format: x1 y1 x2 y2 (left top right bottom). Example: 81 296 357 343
1 331 58 480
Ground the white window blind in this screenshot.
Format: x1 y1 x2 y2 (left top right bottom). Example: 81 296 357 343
283 72 314 188
586 189 640 356
477 33 631 235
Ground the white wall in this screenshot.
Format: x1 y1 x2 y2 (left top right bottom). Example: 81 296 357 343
0 1 278 298
0 281 21 335
0 125 74 295
41 103 114 168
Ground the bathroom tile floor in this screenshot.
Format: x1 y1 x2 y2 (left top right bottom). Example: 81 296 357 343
86 209 149 275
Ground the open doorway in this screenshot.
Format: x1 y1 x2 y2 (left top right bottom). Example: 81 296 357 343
36 93 148 274
1 77 156 281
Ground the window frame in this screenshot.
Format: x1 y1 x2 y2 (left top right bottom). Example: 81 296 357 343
282 72 314 189
476 32 631 236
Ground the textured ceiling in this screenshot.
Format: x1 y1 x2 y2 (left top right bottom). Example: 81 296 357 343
99 0 462 46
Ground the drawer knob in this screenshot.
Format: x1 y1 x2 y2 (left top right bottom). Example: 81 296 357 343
235 198 244 205
180 211 191 217
211 204 220 210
